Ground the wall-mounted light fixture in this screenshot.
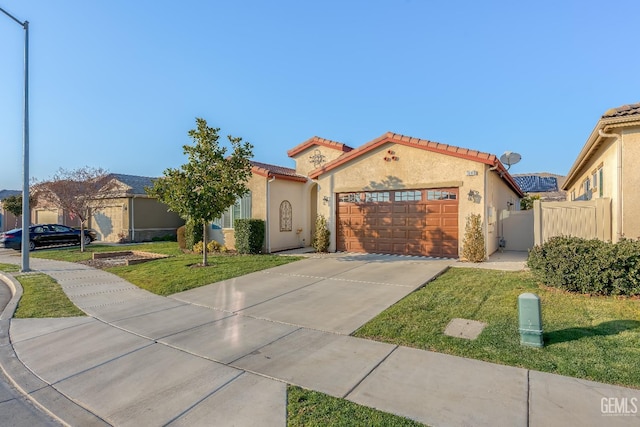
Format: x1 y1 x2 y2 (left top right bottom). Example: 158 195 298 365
322 195 330 205
467 190 481 203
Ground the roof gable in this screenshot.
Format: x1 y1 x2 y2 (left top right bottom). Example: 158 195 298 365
308 132 523 196
287 136 354 158
107 173 156 195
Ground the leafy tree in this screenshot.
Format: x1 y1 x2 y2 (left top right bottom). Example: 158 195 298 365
2 194 36 228
520 193 541 210
32 167 113 252
147 118 253 266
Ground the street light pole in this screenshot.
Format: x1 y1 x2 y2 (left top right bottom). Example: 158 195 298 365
0 7 30 272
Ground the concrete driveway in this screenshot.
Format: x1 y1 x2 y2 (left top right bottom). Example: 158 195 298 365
171 253 454 334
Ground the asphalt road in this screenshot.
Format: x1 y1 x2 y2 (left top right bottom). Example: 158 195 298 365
0 277 61 427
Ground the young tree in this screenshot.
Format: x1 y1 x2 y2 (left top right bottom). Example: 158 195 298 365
2 194 36 228
33 167 113 252
147 118 253 266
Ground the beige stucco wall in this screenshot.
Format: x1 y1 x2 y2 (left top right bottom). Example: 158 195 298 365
268 179 307 252
1 208 19 232
486 167 520 254
564 136 619 240
622 127 640 239
313 141 515 256
291 145 349 177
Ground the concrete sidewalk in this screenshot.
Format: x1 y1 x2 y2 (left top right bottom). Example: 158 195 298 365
1 249 639 426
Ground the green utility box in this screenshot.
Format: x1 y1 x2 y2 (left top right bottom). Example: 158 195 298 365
518 293 544 348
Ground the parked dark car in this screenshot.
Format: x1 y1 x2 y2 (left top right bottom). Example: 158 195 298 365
0 224 97 251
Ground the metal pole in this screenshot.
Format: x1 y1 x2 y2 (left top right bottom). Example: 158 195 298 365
0 7 30 271
21 21 30 272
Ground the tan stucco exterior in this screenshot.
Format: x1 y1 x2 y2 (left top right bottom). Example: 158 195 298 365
211 132 521 257
563 107 640 241
313 141 519 255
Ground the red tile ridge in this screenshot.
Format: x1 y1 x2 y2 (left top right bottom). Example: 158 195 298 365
287 136 354 158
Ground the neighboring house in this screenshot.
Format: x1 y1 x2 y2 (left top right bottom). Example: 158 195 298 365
32 174 184 243
562 103 640 241
0 189 21 232
211 132 523 258
513 173 567 202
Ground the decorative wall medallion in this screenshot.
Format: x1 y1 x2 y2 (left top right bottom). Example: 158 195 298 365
309 149 326 168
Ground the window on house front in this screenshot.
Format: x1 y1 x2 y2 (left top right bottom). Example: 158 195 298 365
213 192 252 229
279 200 292 232
598 167 603 198
583 178 591 200
395 190 422 201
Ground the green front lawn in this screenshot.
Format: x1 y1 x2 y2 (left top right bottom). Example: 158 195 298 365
32 242 302 296
354 268 640 389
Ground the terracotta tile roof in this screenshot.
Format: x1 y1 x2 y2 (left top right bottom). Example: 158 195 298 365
251 161 308 183
602 103 640 119
287 136 354 158
308 132 524 197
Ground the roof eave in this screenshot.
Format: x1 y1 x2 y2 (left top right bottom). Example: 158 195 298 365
562 116 640 190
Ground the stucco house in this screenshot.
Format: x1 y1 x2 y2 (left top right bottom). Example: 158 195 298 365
212 132 523 258
32 174 184 243
0 189 21 232
562 103 640 241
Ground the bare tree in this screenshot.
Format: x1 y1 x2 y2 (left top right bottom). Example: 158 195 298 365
33 167 114 252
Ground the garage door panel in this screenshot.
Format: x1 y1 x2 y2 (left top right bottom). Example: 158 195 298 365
337 189 458 257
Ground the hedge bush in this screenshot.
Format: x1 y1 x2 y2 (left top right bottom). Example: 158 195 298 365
461 213 485 262
177 225 186 249
185 219 202 250
527 236 640 296
312 214 330 253
234 219 265 254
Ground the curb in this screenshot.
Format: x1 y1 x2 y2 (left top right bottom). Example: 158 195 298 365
0 271 110 427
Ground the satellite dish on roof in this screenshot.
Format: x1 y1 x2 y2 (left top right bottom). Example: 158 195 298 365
500 151 521 170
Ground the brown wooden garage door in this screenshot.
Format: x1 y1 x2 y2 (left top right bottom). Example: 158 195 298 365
336 188 458 257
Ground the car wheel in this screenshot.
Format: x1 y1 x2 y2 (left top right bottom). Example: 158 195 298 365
83 235 92 246
28 241 36 251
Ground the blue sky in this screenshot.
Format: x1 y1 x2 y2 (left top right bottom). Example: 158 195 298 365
1 0 639 191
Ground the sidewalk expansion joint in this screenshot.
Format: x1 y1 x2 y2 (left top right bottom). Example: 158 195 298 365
342 345 399 399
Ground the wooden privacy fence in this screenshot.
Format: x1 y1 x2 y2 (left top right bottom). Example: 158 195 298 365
532 198 611 246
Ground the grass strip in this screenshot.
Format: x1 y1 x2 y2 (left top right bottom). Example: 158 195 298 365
14 273 85 318
287 385 424 426
0 263 19 272
354 268 640 389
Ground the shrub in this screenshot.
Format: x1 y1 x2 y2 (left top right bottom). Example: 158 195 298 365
461 213 485 262
234 219 265 254
527 236 640 296
185 219 202 250
192 239 225 254
177 225 186 249
312 215 331 253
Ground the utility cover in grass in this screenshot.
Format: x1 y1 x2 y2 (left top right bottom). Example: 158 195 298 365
444 318 487 340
